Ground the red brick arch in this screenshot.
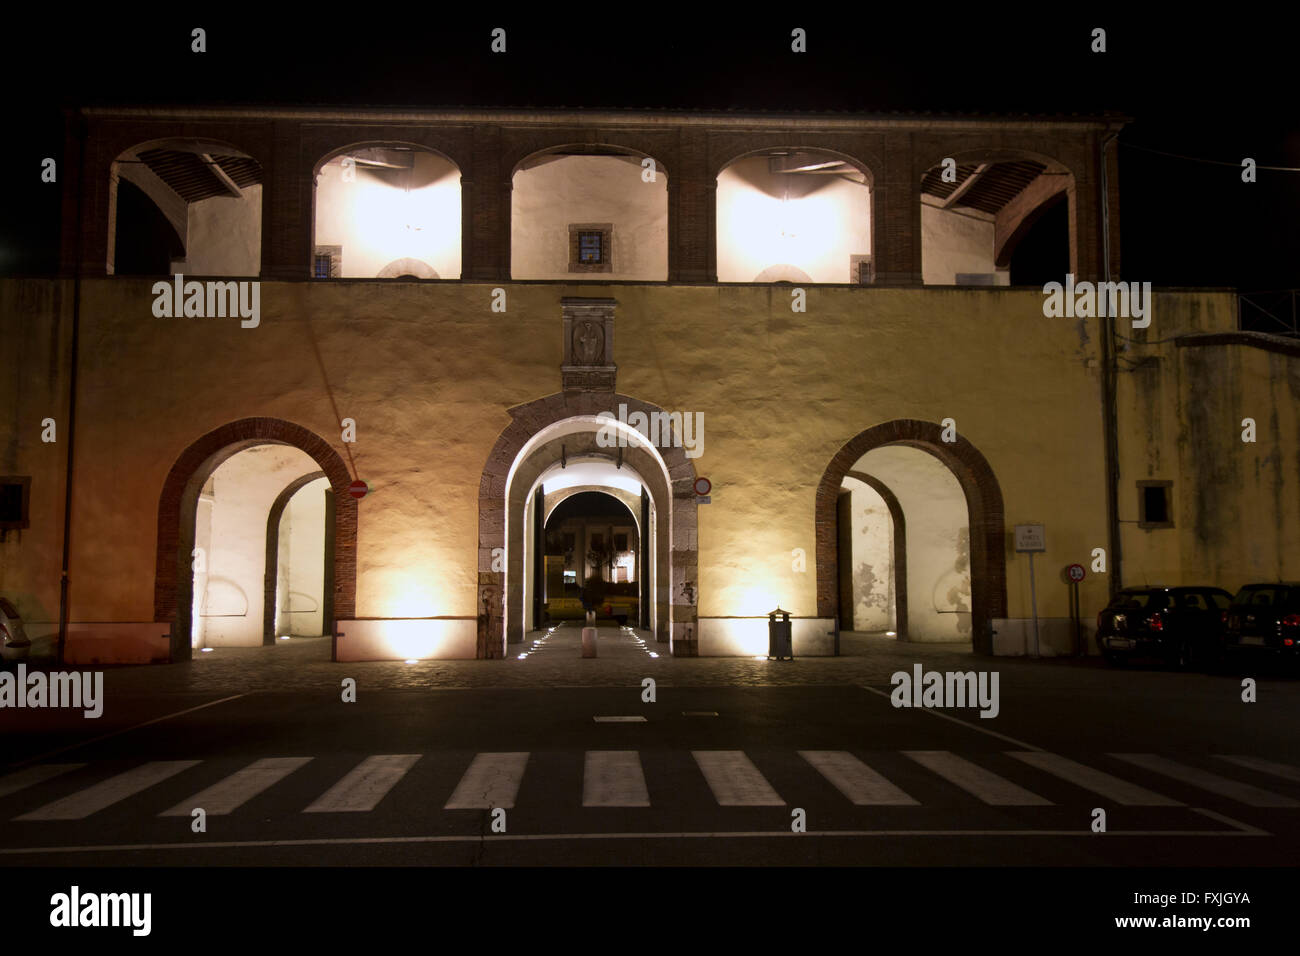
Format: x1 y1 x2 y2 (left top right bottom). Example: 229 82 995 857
816 420 1006 654
153 418 356 662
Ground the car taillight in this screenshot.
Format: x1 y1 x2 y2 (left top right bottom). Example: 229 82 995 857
1146 614 1163 631
1282 614 1300 628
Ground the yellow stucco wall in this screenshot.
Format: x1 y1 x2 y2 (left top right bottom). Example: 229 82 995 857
3 279 1274 655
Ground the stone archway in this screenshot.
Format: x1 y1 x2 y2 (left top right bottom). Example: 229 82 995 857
816 420 1005 654
478 392 699 659
377 257 439 279
154 418 356 663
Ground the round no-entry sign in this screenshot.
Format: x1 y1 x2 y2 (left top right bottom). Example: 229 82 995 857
348 479 369 500
693 477 712 496
1066 563 1085 582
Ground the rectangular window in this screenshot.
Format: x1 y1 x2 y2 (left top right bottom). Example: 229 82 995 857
1137 481 1173 529
312 245 342 278
568 223 613 273
614 533 628 552
578 232 604 264
591 534 604 551
0 477 31 531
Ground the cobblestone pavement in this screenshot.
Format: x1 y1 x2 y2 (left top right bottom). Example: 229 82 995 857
38 625 1112 697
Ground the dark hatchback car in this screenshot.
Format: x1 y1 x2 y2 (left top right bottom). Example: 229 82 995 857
1222 583 1300 668
1097 586 1233 668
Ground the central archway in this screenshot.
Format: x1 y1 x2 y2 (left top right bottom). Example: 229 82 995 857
816 420 1005 654
478 392 699 659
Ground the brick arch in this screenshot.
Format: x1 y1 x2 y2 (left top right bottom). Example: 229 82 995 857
509 143 672 180
154 418 356 663
712 144 881 188
816 420 1005 654
914 145 1078 279
478 392 699 659
310 139 467 178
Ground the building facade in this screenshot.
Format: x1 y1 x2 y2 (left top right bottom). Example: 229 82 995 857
1 106 1296 665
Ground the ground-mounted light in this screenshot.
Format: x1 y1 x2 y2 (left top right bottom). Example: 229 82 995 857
201 647 214 653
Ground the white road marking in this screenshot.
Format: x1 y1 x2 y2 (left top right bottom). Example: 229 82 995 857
799 751 918 805
583 751 650 807
303 755 420 813
1110 754 1300 807
1215 755 1300 784
0 818 1264 856
1008 751 1182 806
904 751 1052 806
160 757 313 817
14 761 201 820
692 751 783 806
444 752 529 809
5 694 248 769
593 716 646 723
0 764 85 800
860 685 1044 751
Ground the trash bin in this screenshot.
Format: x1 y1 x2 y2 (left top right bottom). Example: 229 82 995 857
767 607 793 661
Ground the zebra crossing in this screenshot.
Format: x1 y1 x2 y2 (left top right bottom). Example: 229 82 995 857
2 749 1298 824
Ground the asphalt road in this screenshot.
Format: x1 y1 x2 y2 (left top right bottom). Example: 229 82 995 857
3 630 1299 868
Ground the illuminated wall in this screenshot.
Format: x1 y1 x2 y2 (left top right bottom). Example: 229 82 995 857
716 155 871 283
182 186 263 277
276 477 329 637
4 278 1265 661
921 202 1009 285
511 154 667 280
198 445 320 647
855 447 970 641
314 150 461 279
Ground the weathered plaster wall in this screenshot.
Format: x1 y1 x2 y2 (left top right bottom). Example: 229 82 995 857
511 155 667 280
716 157 871 283
315 152 461 279
1116 296 1300 592
841 476 894 631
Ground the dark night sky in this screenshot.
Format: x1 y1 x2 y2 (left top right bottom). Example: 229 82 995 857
4 13 1297 292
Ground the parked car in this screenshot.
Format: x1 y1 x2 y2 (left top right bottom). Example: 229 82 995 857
1222 583 1300 669
0 597 32 662
1096 586 1232 668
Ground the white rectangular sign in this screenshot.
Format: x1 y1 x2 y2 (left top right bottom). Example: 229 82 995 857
1014 524 1046 552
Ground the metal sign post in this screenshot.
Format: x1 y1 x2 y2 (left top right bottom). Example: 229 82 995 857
1014 525 1047 658
1065 564 1086 656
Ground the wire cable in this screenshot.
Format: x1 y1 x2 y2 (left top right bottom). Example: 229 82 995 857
1120 141 1300 172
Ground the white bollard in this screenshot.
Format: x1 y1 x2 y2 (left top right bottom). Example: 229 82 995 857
582 626 598 658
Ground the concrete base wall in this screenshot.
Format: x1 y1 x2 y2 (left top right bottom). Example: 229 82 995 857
698 617 837 656
991 617 1094 657
64 623 172 665
335 618 477 662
